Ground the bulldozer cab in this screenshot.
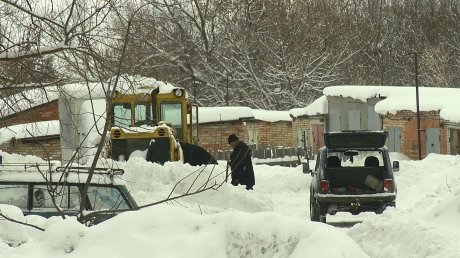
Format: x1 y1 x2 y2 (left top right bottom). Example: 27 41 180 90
154 88 189 143
109 87 205 164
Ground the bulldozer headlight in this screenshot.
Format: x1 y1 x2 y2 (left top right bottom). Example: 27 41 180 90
174 89 183 97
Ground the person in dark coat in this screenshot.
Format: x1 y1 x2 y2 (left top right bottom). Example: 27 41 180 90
228 134 255 190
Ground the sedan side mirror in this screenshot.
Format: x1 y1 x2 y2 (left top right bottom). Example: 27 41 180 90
392 161 400 172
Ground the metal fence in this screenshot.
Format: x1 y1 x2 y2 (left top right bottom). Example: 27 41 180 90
208 144 313 167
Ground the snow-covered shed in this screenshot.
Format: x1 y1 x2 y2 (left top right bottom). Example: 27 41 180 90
323 85 460 159
197 107 293 152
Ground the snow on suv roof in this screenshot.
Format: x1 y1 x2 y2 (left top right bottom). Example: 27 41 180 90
0 166 126 185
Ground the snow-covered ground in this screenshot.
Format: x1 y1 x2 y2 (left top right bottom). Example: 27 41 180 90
1 152 460 257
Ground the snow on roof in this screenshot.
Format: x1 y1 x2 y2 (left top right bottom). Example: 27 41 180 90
198 107 254 123
198 107 291 124
0 120 60 145
0 75 178 118
289 95 328 118
323 85 460 122
252 109 292 122
0 87 60 118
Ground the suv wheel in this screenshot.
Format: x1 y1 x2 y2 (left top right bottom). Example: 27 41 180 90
310 194 326 223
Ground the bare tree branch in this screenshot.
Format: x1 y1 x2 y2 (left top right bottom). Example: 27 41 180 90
0 211 45 231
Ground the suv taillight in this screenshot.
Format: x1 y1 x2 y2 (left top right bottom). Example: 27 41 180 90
320 180 330 193
384 179 393 191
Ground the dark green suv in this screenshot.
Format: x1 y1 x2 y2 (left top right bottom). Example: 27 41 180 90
0 166 138 224
307 131 399 223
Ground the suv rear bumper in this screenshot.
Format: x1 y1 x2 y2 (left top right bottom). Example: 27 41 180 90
315 192 396 204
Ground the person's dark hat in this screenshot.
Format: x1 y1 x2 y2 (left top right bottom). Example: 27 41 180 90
228 134 239 144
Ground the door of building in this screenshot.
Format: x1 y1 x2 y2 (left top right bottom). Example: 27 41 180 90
387 127 401 152
449 129 460 155
328 108 341 132
312 124 324 153
348 110 361 130
425 128 441 155
367 105 382 130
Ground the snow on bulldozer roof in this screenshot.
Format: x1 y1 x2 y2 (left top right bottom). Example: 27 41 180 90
60 75 180 99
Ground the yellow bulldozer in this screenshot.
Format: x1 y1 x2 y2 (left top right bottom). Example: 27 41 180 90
108 86 217 166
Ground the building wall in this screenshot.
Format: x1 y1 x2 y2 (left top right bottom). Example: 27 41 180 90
325 95 459 160
0 100 61 160
0 136 61 160
327 96 382 131
292 117 311 148
197 119 293 152
446 122 460 155
0 100 59 128
383 110 447 159
292 116 324 153
196 121 247 152
255 120 293 148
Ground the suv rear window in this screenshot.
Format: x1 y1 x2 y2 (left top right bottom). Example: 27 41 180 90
327 150 384 168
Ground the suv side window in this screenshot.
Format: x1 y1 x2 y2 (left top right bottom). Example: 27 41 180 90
32 185 81 210
87 186 130 210
0 184 28 210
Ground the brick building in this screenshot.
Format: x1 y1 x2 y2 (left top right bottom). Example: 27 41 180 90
0 100 59 128
289 96 327 154
319 85 460 160
7 83 458 162
0 88 60 160
383 110 460 159
196 107 293 153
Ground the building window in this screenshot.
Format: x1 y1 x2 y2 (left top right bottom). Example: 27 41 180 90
247 128 258 146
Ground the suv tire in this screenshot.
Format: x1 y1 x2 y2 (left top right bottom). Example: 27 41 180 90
310 191 326 223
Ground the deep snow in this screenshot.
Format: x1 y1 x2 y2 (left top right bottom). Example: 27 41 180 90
1 151 460 257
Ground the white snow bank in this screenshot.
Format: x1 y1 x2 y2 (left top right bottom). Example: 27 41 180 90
323 85 460 122
347 153 460 258
3 150 460 257
120 158 273 213
0 153 367 258
1 205 367 258
389 152 411 161
348 211 460 258
0 205 31 247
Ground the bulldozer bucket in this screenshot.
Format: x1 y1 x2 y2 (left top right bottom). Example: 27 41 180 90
180 143 217 166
